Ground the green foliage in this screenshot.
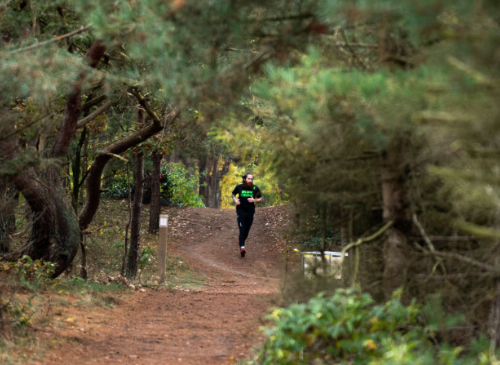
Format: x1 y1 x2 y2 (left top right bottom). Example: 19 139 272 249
139 246 155 269
295 229 343 251
253 288 489 365
0 297 35 330
104 166 174 204
104 163 203 207
1 255 56 288
166 163 205 208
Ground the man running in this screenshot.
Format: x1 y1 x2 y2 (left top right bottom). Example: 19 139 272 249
232 173 262 257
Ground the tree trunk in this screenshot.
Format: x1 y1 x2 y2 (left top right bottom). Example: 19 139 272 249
489 279 500 347
0 178 17 253
1 164 81 278
71 127 87 213
149 151 162 234
199 156 207 197
218 160 231 209
203 157 214 207
181 156 193 176
209 158 219 208
127 149 144 279
202 157 230 208
79 234 88 279
381 140 410 298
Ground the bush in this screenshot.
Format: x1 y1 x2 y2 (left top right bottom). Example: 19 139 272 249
1 255 55 288
104 163 204 207
253 288 490 365
165 163 204 207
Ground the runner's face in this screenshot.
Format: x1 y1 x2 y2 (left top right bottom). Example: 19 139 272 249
245 175 253 184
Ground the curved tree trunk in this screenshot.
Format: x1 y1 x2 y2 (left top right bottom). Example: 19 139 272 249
0 163 80 278
0 40 107 277
149 151 162 234
127 148 144 279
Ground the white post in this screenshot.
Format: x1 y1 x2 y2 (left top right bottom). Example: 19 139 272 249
158 214 168 284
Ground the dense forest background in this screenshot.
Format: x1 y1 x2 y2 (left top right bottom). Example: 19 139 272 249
1 0 500 363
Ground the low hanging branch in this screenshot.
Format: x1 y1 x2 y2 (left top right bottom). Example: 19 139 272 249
10 25 91 53
81 95 108 112
78 91 180 232
338 220 394 268
413 214 494 271
412 214 498 275
76 101 115 129
315 221 395 280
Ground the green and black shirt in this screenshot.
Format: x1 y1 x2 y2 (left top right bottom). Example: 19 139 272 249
232 184 262 216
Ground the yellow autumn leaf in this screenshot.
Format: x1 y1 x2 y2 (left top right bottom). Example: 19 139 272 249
363 339 377 350
66 318 75 322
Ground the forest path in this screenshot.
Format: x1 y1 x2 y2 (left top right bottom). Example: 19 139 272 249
39 205 289 365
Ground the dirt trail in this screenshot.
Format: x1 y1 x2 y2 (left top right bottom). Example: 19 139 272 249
39 206 288 365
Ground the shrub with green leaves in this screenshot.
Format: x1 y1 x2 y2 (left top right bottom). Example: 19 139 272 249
105 163 204 207
1 255 56 287
166 163 205 208
254 288 489 365
0 297 35 330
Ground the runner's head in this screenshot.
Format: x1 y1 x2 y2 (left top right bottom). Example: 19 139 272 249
242 173 254 189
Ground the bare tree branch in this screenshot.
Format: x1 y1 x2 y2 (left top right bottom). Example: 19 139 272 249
76 101 114 129
81 95 108 112
10 25 91 53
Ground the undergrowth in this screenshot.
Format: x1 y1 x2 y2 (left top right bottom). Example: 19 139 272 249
250 288 492 365
0 255 133 364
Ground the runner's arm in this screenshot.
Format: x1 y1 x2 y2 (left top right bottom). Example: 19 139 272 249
232 194 241 205
248 186 262 203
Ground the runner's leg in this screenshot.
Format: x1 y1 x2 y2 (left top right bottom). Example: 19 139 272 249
240 214 254 247
237 214 245 248
242 214 254 244
237 214 254 248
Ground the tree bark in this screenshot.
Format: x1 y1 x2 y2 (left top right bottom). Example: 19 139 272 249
127 146 145 279
181 156 193 176
490 279 500 347
198 156 207 197
217 160 230 209
381 140 410 298
209 158 219 208
79 234 88 279
71 127 86 213
149 151 162 234
202 157 230 208
0 178 17 253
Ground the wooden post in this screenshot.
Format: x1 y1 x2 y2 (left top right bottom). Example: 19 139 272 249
158 214 168 284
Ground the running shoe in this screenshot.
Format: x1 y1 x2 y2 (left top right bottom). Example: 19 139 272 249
240 246 246 258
